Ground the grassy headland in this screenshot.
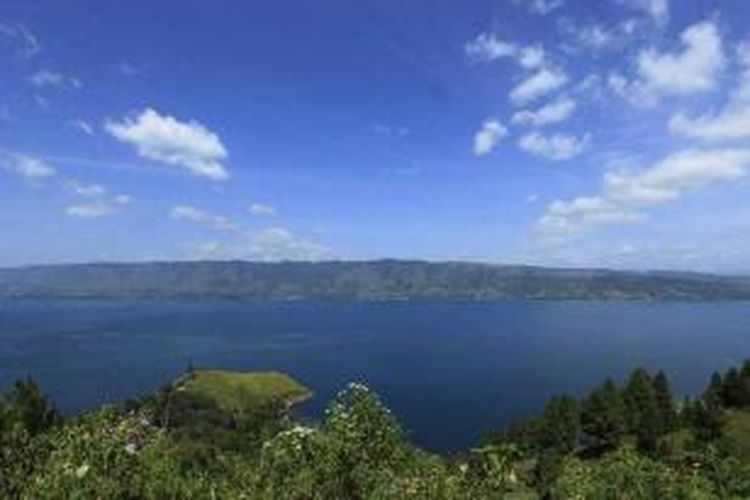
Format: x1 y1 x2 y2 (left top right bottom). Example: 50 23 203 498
3 363 750 498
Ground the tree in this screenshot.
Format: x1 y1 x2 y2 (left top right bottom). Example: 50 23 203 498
688 385 725 441
1 377 61 436
581 379 627 450
722 368 744 407
707 372 723 399
540 395 579 454
652 371 677 434
623 368 662 451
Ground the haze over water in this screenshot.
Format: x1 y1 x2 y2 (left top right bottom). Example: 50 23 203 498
2 299 749 452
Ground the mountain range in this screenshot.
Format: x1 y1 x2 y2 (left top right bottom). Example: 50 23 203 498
2 260 750 300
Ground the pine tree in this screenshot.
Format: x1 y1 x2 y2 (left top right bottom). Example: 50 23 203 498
540 395 579 454
738 360 750 406
722 367 743 407
706 371 724 405
623 368 652 431
623 368 662 451
652 371 677 433
581 378 627 450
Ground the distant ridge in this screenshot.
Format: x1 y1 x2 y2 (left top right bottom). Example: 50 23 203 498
1 260 750 300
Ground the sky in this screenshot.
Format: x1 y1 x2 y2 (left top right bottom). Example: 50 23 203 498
1 0 750 272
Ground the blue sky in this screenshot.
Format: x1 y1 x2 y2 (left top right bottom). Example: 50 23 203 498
1 0 750 271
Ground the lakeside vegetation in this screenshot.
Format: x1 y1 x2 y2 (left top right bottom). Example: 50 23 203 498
4 260 750 300
3 362 750 498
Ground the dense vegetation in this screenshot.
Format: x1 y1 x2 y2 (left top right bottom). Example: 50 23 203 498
3 362 750 498
3 260 750 300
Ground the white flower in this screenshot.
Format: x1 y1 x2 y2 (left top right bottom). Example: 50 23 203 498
75 463 90 478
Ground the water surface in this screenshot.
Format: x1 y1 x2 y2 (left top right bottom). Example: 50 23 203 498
1 299 748 452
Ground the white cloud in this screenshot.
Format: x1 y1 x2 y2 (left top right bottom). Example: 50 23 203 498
0 22 40 59
65 180 106 197
465 34 516 63
63 179 131 218
515 0 564 15
465 34 546 70
0 153 56 180
605 149 750 204
72 119 95 136
518 131 588 160
539 196 642 235
171 204 329 260
371 122 410 137
189 227 330 262
670 108 750 141
65 202 116 218
116 60 142 76
644 0 668 23
558 18 643 53
170 205 237 231
511 96 576 126
510 67 568 104
636 20 724 97
106 108 230 180
616 0 669 24
249 203 276 217
517 45 546 69
669 43 750 140
29 70 81 89
473 119 508 156
573 25 613 50
537 149 750 236
246 227 330 261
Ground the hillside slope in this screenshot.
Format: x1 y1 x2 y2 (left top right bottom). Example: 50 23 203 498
2 260 750 300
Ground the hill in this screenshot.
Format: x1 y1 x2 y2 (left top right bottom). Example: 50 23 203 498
2 260 750 300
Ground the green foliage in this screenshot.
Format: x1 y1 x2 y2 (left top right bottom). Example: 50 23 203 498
653 371 678 434
553 445 716 499
581 378 628 451
540 395 579 454
0 377 61 436
5 361 750 498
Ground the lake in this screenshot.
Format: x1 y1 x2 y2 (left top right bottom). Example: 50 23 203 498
1 299 749 452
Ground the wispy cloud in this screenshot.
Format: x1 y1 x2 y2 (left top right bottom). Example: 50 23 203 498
29 70 81 89
615 0 669 24
65 197 130 218
0 22 40 59
171 205 329 260
249 203 277 217
72 119 95 136
170 205 237 231
514 0 564 16
537 149 750 237
512 96 576 126
518 131 589 160
0 153 56 180
63 179 132 218
465 34 546 69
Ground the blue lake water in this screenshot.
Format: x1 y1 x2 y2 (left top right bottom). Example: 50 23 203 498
1 299 749 452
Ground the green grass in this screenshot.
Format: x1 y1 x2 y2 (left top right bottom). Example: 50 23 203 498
176 370 312 414
721 409 750 462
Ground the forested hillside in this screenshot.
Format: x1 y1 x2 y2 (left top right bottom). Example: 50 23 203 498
3 361 750 498
2 260 750 300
